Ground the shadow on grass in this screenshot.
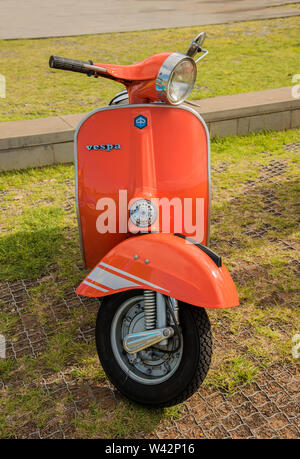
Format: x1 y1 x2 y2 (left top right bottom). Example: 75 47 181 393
72 396 180 439
0 225 80 281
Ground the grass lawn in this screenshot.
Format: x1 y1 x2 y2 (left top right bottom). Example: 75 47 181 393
0 15 299 122
0 127 299 438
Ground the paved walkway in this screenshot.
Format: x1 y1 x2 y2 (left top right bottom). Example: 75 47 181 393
0 1 299 39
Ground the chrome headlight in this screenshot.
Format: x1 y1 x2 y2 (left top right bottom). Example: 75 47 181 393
129 199 157 227
156 53 196 105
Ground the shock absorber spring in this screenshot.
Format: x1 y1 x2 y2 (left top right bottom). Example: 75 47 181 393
144 290 156 330
173 298 179 324
169 297 179 325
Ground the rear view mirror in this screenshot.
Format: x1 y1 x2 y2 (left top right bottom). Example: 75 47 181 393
186 32 206 58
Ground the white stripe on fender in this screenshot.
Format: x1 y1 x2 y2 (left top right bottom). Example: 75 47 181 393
100 262 169 292
88 267 141 289
83 280 109 292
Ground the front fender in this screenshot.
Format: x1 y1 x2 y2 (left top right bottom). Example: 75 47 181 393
76 233 239 309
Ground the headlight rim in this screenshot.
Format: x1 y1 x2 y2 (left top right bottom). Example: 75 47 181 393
155 53 197 106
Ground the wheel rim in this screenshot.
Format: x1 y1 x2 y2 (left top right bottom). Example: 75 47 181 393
110 295 183 385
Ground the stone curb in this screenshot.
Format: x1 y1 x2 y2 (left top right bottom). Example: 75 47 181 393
0 87 299 171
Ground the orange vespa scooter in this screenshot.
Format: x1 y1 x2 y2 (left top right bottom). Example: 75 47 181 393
49 33 239 407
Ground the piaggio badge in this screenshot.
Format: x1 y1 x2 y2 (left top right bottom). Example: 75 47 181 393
134 115 147 129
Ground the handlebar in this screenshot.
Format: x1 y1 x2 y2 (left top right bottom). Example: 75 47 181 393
49 56 107 76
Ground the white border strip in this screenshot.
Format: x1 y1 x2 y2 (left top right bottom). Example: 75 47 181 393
100 262 169 292
83 280 109 292
88 267 140 289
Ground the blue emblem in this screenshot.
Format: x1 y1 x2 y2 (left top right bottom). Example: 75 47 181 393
134 115 147 129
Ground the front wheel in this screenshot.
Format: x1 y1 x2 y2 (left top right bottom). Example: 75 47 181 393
95 290 212 407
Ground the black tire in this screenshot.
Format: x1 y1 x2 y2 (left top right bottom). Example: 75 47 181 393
95 290 212 407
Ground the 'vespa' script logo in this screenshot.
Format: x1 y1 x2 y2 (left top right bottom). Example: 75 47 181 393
86 144 121 151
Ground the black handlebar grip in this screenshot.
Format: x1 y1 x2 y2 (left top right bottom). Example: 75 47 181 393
49 56 94 75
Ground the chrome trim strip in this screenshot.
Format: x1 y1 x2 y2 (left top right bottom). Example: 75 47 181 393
100 262 169 292
83 280 109 292
74 103 211 264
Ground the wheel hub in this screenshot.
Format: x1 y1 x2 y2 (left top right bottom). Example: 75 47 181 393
111 296 183 384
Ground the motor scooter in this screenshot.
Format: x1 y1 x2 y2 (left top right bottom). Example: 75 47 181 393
49 32 239 407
